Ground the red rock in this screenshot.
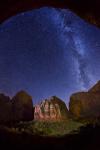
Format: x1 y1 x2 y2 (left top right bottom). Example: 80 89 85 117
69 81 100 121
34 96 68 121
12 90 34 122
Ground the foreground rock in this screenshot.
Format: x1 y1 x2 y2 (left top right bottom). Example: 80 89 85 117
34 96 68 121
69 81 100 121
12 91 34 122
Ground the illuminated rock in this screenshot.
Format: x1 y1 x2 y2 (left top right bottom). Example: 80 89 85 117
34 96 68 121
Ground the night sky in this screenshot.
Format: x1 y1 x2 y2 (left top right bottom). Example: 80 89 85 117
0 7 100 105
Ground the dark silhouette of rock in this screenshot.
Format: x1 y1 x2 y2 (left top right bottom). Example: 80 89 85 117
12 91 33 122
0 0 100 28
0 94 12 123
34 96 68 121
69 81 100 121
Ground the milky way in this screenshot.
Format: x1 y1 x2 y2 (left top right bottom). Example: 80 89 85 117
0 7 100 104
53 9 93 90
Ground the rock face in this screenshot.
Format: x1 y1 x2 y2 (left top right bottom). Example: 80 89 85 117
34 96 68 121
89 81 100 93
69 81 100 120
0 94 12 123
12 91 34 122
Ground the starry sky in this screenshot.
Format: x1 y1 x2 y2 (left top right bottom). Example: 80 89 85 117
0 7 100 105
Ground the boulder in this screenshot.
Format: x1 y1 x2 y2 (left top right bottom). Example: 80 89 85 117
34 96 68 121
69 81 100 121
12 91 34 122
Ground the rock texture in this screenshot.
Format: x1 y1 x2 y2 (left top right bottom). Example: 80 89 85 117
34 96 68 121
89 80 100 93
0 94 12 123
12 91 34 122
69 81 100 120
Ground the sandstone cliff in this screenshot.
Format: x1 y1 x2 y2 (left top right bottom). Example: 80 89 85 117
12 91 34 122
69 81 100 121
34 96 68 121
0 94 12 123
0 91 34 123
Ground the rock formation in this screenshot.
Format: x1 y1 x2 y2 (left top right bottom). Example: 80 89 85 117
0 0 100 28
0 94 12 123
34 96 68 121
89 80 100 93
69 81 100 121
12 90 34 122
1 80 100 124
